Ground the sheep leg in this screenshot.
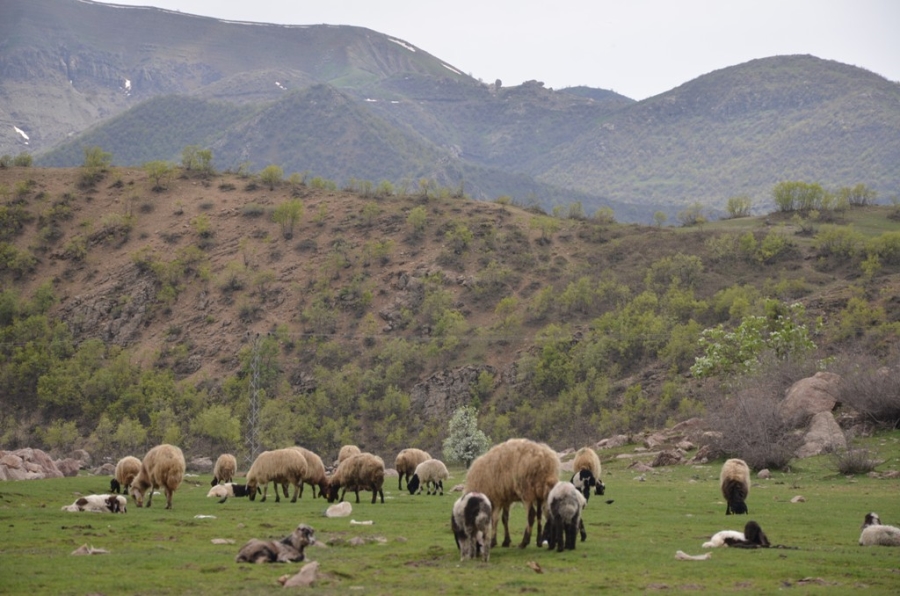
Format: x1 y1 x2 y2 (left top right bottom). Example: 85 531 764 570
261 482 269 502
564 519 577 550
165 486 174 510
145 485 155 508
579 517 587 542
501 506 512 548
398 474 404 491
291 481 299 503
519 502 536 548
437 480 444 496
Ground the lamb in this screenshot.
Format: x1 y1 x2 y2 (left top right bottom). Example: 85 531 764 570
246 448 309 503
326 452 385 504
211 453 237 486
451 492 492 562
207 482 253 502
289 446 329 499
110 455 141 494
859 512 900 546
570 446 605 502
235 524 316 564
720 458 750 515
130 444 185 510
464 438 560 548
337 444 361 464
62 494 127 513
540 481 587 551
702 521 770 548
395 448 432 491
407 458 449 496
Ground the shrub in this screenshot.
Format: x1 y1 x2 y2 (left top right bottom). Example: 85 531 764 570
830 446 878 475
832 352 900 429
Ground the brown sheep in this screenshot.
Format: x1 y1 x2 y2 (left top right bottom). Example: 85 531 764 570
337 445 361 464
211 453 237 486
464 438 560 548
395 448 432 491
111 455 141 494
326 453 385 504
247 448 309 503
571 446 604 501
288 446 329 498
130 444 186 509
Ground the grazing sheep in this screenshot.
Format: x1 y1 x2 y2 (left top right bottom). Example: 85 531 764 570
246 448 309 503
859 512 900 546
395 448 432 491
464 438 560 548
111 455 141 494
451 492 492 562
720 458 750 515
570 447 605 502
130 444 185 510
702 521 770 548
407 458 450 496
235 524 316 563
211 453 237 486
326 453 385 504
540 481 587 551
337 445 361 464
288 446 329 499
62 494 127 513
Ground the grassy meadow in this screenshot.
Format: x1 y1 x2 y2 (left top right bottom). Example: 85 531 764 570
1 433 899 595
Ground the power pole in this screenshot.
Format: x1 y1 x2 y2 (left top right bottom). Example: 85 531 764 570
246 334 261 465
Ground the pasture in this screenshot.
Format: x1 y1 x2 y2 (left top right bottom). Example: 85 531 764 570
1 433 899 595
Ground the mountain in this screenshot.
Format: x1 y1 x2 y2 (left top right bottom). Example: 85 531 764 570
3 0 900 222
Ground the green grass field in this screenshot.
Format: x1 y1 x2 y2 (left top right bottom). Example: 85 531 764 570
2 433 899 595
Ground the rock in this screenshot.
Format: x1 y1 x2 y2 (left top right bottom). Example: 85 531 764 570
628 461 653 473
325 502 352 518
94 463 116 476
597 435 629 449
643 433 668 450
676 440 695 452
282 561 319 587
796 411 847 458
69 449 92 467
651 450 683 467
688 443 718 464
55 458 82 477
188 457 214 474
451 483 465 492
348 537 366 546
384 468 398 478
410 365 497 421
757 469 771 479
779 372 841 425
0 448 63 480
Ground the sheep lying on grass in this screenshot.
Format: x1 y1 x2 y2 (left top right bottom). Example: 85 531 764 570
62 494 127 513
451 492 492 562
207 482 253 503
570 447 605 501
703 521 770 548
130 444 185 510
235 524 316 563
407 458 449 496
110 455 141 494
859 512 900 546
540 481 587 551
720 458 750 515
211 454 237 486
326 453 385 504
247 448 308 503
395 448 431 491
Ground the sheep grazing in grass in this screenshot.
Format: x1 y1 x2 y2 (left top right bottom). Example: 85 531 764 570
211 453 237 486
702 521 770 548
407 458 449 496
464 438 560 548
395 448 432 491
859 512 900 546
451 492 492 562
288 446 329 499
570 447 605 502
247 448 309 503
337 445 361 464
326 453 385 504
130 444 185 510
110 455 141 494
540 481 587 552
235 524 316 564
720 458 751 515
62 494 127 513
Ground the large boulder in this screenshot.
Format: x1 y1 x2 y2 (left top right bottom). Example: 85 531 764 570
54 458 82 477
0 448 64 480
795 411 847 458
779 372 842 425
189 456 214 474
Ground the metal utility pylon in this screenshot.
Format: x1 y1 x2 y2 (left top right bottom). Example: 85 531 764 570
246 334 262 465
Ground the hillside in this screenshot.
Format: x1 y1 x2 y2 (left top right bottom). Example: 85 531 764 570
2 164 900 460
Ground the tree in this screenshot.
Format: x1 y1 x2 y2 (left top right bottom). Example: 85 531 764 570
726 195 752 218
181 145 214 176
80 146 112 187
272 199 304 239
144 160 175 191
442 406 491 468
259 165 284 190
839 183 877 207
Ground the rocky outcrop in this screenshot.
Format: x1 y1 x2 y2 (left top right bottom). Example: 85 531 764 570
779 372 841 424
795 411 847 458
0 448 63 480
410 365 496 420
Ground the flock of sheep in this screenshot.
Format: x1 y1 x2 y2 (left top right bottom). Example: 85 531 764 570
61 442 899 562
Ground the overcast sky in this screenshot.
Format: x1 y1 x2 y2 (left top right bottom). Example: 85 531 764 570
95 0 899 100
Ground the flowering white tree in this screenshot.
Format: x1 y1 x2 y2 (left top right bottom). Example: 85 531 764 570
442 406 490 468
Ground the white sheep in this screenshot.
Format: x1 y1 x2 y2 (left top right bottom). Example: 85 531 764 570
452 492 492 562
62 494 127 513
395 448 432 491
570 446 605 501
540 481 586 551
859 512 900 546
289 446 329 499
407 458 449 495
337 445 361 464
464 438 560 548
720 458 750 515
326 453 385 504
235 524 316 563
206 482 253 501
211 453 237 486
111 455 141 494
130 444 185 510
246 448 309 503
702 521 770 548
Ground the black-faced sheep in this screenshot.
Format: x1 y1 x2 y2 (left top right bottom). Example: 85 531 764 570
395 448 432 491
407 458 449 496
130 444 185 510
62 494 127 513
702 521 770 548
540 481 587 551
337 444 361 464
720 458 750 515
289 446 329 499
235 524 316 563
451 492 492 562
326 452 385 504
570 446 605 502
207 482 253 502
111 455 141 494
859 512 900 546
464 438 560 548
246 448 309 503
211 453 237 486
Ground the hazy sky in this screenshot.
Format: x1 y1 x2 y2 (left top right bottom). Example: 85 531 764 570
95 0 899 100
